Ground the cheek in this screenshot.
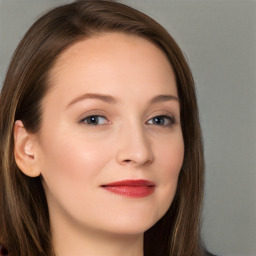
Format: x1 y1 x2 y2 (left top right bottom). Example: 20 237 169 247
38 130 111 201
157 134 184 181
153 133 184 215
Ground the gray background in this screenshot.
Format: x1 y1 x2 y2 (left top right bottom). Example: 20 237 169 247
0 1 255 255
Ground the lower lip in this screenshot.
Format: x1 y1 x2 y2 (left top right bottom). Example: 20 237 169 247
102 186 155 198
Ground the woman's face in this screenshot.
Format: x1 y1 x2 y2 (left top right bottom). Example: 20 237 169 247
35 33 184 236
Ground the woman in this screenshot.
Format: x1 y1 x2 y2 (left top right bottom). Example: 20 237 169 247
0 1 210 255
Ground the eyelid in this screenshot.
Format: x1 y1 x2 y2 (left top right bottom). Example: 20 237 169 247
77 110 177 126
146 110 176 120
77 109 108 120
146 110 177 125
77 109 111 126
146 115 176 126
80 115 109 125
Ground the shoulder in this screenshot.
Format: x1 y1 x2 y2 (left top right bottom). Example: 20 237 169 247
0 244 8 256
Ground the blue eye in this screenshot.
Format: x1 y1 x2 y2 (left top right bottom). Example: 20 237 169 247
81 115 108 125
147 115 175 126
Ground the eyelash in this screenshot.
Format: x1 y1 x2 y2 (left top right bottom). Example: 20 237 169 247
147 115 175 127
79 114 176 127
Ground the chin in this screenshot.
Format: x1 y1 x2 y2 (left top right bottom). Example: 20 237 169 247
96 209 166 236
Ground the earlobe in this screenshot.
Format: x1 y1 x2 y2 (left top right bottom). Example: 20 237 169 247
13 120 41 177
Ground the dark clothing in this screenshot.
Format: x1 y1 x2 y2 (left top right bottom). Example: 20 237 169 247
205 252 218 256
0 244 7 256
0 243 217 256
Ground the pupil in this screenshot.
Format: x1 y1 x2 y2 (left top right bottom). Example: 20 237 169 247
154 117 164 125
88 116 98 124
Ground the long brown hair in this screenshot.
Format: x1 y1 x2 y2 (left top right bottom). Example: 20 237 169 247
0 1 204 255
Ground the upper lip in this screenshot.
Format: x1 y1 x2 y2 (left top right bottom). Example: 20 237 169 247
101 179 156 187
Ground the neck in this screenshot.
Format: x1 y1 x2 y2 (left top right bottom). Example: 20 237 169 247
51 214 144 256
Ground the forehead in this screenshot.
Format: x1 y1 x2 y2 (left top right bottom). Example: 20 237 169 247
46 32 177 102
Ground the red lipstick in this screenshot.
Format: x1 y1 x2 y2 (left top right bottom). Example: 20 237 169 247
101 179 155 198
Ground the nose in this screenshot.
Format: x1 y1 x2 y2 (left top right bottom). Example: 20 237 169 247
115 123 154 167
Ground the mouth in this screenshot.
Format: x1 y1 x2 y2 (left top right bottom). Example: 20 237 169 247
101 179 156 198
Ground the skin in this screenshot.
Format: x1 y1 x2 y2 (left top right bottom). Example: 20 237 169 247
14 33 184 256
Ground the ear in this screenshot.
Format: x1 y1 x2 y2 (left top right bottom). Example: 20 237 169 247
13 120 41 177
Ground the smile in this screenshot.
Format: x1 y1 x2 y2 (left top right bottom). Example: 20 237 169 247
101 179 156 198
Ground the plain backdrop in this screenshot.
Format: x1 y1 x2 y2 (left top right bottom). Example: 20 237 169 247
0 1 255 256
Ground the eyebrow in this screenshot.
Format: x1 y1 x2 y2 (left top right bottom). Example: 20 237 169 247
65 93 179 109
149 94 179 104
66 93 118 109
